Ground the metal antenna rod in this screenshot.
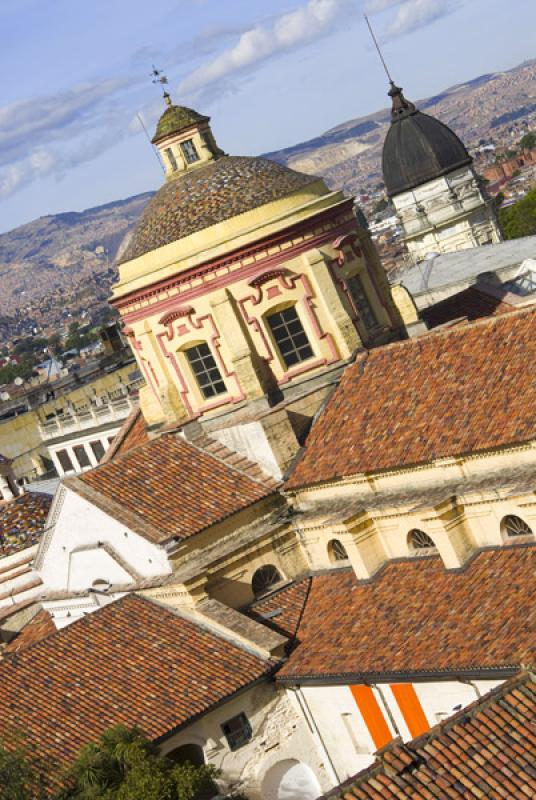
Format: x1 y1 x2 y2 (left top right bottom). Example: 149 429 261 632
364 15 393 83
137 112 165 173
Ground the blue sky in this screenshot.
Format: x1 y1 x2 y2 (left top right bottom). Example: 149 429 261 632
1 0 535 233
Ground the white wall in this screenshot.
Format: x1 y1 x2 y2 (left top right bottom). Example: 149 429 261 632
301 677 504 780
301 685 379 782
37 486 171 592
160 682 333 800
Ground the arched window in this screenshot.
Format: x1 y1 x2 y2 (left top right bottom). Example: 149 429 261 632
408 529 436 553
501 515 533 539
328 539 349 562
252 565 282 598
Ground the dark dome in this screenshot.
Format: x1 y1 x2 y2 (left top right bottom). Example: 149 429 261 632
119 156 320 264
382 84 472 197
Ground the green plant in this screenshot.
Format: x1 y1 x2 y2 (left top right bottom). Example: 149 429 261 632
499 186 536 239
60 725 224 800
0 737 48 800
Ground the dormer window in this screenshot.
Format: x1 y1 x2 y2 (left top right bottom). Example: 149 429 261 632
181 139 200 165
165 148 178 172
185 343 226 399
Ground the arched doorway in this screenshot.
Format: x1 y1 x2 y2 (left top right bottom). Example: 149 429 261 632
262 759 321 800
166 744 216 799
167 742 205 766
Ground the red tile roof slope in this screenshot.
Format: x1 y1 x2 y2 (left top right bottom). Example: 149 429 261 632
69 434 275 543
102 406 149 463
0 595 271 785
322 671 536 799
421 284 516 328
286 307 536 489
275 546 535 681
248 579 311 638
0 492 52 555
4 608 56 654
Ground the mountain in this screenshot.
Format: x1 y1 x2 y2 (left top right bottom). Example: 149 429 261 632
0 193 153 341
265 57 536 196
1 57 535 340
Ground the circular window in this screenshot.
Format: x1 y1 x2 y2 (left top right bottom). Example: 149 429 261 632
408 529 436 551
91 579 111 591
502 515 533 538
252 565 282 598
328 539 349 562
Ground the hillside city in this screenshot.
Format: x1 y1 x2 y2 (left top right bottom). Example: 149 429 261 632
0 7 534 800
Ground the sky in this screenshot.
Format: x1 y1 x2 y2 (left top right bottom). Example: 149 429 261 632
1 0 535 234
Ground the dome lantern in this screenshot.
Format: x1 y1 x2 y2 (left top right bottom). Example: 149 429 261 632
151 95 225 180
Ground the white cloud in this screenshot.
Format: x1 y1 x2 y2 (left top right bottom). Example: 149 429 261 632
364 0 402 12
0 78 131 199
385 0 455 37
180 0 353 97
0 79 127 167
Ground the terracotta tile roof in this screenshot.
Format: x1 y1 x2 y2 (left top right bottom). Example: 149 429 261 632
275 546 535 682
119 156 318 265
286 308 536 489
101 405 149 463
421 284 516 328
248 579 311 639
68 434 275 544
0 492 51 556
0 594 272 786
4 608 55 654
322 671 536 799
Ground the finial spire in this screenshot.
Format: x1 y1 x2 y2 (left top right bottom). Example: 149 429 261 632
364 15 393 83
151 65 172 105
364 16 416 120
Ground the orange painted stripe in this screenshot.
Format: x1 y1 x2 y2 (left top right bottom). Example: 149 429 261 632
350 685 392 750
390 683 429 738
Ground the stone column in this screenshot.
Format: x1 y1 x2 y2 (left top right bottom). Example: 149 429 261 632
304 249 362 358
210 289 278 402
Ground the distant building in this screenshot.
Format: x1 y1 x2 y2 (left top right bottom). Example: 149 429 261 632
397 235 536 310
382 82 502 264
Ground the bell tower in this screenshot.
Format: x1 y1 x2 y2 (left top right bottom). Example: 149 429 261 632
381 82 502 265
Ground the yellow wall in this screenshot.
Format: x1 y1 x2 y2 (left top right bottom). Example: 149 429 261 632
114 185 403 428
0 364 136 479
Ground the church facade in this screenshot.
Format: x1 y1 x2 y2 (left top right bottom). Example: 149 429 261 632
111 98 407 474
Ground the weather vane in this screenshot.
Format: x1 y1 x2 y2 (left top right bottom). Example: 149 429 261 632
151 65 172 104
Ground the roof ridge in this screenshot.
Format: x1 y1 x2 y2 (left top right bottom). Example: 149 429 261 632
408 669 536 749
100 404 142 464
321 671 535 798
361 303 536 359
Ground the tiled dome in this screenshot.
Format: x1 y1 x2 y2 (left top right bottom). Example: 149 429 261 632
119 156 320 264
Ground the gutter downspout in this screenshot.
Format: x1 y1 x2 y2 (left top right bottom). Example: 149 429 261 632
459 678 482 700
290 687 341 787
